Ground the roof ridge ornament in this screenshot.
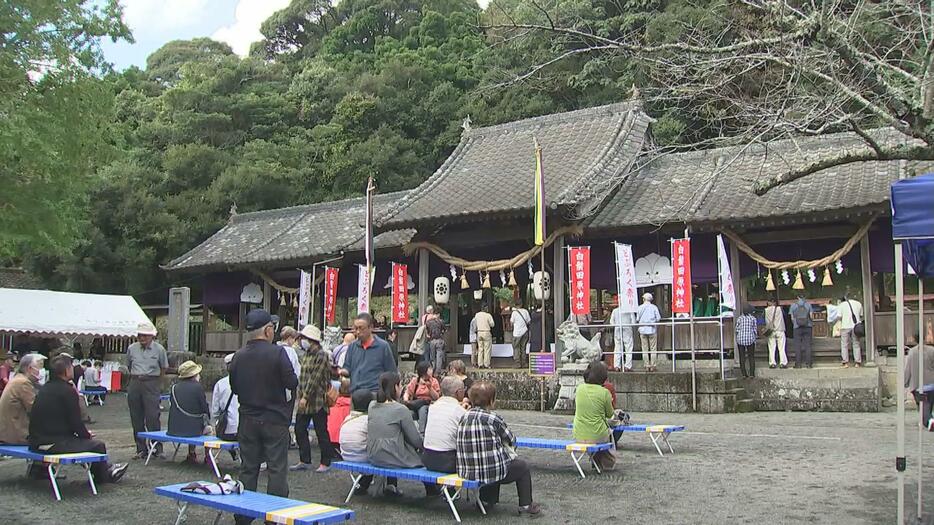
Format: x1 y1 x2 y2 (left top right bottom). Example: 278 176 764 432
228 203 238 224
461 115 472 135
629 84 642 104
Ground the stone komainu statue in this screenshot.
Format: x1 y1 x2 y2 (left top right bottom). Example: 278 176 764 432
557 319 602 363
321 326 343 355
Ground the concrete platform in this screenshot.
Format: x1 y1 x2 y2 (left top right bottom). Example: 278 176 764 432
743 365 881 412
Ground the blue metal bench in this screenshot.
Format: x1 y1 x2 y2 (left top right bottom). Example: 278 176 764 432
137 431 238 478
331 460 483 523
155 482 354 525
566 423 686 456
515 437 613 478
0 444 109 501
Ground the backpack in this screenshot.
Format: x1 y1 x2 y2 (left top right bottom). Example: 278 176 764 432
793 303 810 326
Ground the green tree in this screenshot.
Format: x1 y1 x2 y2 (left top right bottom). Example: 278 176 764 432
0 0 131 257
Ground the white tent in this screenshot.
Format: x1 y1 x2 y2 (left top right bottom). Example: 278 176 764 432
0 288 151 337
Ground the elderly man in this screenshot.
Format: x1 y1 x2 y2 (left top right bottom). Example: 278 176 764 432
0 354 45 445
230 309 298 524
29 356 129 484
509 302 532 368
472 305 495 369
636 293 662 372
331 332 355 370
342 313 397 394
421 376 466 475
456 381 541 516
126 322 168 459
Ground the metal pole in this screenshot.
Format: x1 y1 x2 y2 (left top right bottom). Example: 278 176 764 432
542 249 547 355
717 239 726 380
918 277 925 522
896 242 906 525
690 314 697 411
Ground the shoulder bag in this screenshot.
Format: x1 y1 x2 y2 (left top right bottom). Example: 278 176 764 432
847 300 865 338
214 391 234 436
171 384 211 432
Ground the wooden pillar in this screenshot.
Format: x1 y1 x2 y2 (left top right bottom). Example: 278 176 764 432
262 281 271 312
553 236 566 357
418 248 430 318
860 233 877 362
450 295 460 353
729 239 743 363
339 297 349 328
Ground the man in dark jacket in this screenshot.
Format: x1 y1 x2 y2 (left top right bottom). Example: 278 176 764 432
28 356 128 484
229 309 298 524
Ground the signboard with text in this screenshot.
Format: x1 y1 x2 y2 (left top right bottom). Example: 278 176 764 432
391 263 409 324
323 267 339 325
568 246 591 316
614 243 638 313
671 238 692 314
529 352 556 376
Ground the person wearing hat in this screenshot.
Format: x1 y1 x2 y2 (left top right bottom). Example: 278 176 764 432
168 360 212 464
636 292 662 372
126 321 168 459
229 309 298 518
291 324 338 472
211 352 240 460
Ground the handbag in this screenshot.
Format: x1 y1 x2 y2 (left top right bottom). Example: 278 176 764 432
214 391 234 437
408 325 426 355
325 384 339 408
846 300 865 338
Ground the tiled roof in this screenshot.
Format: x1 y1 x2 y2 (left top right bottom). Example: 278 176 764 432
0 268 42 290
376 101 652 228
586 128 924 231
165 191 413 272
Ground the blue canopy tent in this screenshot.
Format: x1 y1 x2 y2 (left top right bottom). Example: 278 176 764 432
891 173 934 524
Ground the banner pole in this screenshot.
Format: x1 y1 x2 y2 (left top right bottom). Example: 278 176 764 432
542 248 547 355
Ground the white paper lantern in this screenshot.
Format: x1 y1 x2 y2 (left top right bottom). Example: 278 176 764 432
532 271 551 301
433 276 450 304
473 290 484 300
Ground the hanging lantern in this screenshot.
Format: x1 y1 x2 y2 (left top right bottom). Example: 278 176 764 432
433 277 450 305
460 270 469 290
807 269 816 283
473 289 483 301
508 269 517 287
822 267 834 287
765 271 776 291
792 270 805 290
481 271 491 289
532 271 551 301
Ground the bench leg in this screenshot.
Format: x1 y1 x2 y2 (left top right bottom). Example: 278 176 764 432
171 443 181 462
144 438 158 465
47 464 62 501
174 501 188 525
442 486 463 523
83 394 90 407
344 473 362 504
475 490 487 515
84 463 99 495
648 432 665 457
211 511 223 525
207 448 221 478
570 451 587 479
661 432 674 454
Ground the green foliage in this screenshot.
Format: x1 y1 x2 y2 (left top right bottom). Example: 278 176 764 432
0 0 131 257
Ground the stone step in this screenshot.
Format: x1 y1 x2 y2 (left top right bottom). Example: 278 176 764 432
735 398 756 413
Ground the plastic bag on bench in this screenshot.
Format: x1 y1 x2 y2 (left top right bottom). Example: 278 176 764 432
181 474 243 495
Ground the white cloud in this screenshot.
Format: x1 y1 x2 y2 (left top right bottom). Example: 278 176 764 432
212 0 292 56
120 0 211 32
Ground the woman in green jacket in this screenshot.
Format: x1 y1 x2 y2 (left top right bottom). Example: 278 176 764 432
572 360 617 470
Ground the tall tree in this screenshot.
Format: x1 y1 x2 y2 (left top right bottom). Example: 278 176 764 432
0 0 131 257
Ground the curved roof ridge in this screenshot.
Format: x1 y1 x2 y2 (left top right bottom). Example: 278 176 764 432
468 101 637 138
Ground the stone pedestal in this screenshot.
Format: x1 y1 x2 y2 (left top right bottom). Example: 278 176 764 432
553 363 588 412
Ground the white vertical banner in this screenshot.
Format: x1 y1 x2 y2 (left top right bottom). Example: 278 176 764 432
357 264 371 314
717 234 736 310
614 242 638 313
298 270 312 327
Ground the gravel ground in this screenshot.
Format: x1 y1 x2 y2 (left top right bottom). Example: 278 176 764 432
0 395 929 525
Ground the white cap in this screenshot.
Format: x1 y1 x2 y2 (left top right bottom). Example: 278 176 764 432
137 322 158 336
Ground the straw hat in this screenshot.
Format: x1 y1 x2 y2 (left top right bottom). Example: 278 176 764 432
299 325 322 343
177 360 202 379
137 322 158 336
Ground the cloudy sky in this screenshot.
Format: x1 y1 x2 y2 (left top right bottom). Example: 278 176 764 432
101 0 292 69
102 0 488 70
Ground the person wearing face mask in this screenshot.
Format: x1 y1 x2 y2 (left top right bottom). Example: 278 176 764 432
0 354 46 445
229 310 298 524
291 324 338 473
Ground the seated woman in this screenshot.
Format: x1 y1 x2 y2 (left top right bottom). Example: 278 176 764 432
326 377 353 457
402 361 440 433
446 360 473 408
340 389 374 494
367 371 428 497
82 361 108 402
167 361 212 465
572 360 617 470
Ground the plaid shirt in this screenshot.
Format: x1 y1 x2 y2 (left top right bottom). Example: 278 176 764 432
456 407 518 484
735 314 758 346
297 350 331 415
